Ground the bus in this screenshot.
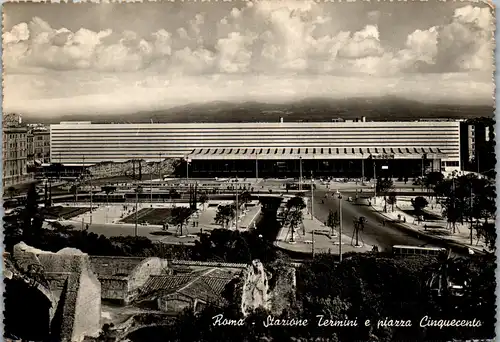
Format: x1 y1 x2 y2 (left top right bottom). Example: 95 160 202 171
393 245 447 257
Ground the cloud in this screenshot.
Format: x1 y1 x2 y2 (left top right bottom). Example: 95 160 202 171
435 5 493 71
2 3 494 116
3 3 493 76
4 72 494 118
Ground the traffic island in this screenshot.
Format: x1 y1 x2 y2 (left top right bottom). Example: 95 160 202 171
275 216 372 257
370 196 492 255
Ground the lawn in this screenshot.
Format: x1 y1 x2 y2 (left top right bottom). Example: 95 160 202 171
43 206 90 220
120 208 193 225
400 209 442 221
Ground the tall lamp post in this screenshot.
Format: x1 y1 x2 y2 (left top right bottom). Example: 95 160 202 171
255 153 259 182
336 190 343 262
89 174 93 226
134 185 142 237
235 186 239 230
299 157 303 191
310 171 314 220
373 159 377 204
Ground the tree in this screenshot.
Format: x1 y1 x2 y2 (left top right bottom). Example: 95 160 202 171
23 184 43 240
239 191 252 210
199 193 209 210
4 184 44 250
70 184 79 203
386 193 397 212
424 172 444 195
215 204 236 229
284 196 306 242
5 186 18 199
326 210 340 236
376 178 394 212
170 207 192 236
478 222 496 251
101 185 117 204
411 196 429 216
357 216 367 230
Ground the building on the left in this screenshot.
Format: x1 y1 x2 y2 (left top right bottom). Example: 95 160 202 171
2 113 33 188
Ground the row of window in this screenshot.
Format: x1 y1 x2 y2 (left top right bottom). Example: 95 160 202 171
441 161 460 167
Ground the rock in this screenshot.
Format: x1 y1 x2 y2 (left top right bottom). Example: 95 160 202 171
240 259 296 317
241 260 271 316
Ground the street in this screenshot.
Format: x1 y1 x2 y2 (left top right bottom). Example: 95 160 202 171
312 188 438 252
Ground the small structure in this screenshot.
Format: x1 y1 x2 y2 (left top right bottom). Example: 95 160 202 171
134 268 241 313
6 242 101 342
89 256 169 305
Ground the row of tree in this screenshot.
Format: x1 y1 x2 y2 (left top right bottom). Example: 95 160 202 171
213 191 252 229
430 172 495 249
126 252 496 342
3 184 277 264
373 171 496 250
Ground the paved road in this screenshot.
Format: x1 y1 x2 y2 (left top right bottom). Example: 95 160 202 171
312 188 438 252
61 220 199 245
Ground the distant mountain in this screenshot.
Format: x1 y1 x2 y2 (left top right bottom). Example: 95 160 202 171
26 97 495 124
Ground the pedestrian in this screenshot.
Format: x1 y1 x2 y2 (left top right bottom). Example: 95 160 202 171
382 219 386 226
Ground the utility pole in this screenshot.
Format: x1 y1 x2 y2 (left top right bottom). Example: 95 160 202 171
235 186 239 230
89 174 93 226
312 229 315 258
421 155 424 179
470 186 473 245
150 172 153 205
158 153 162 180
134 185 139 237
255 154 258 181
186 157 190 183
310 171 314 220
337 190 343 262
361 159 365 185
299 157 303 191
373 160 377 204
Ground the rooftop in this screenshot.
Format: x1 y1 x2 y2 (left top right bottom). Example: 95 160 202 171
137 268 239 304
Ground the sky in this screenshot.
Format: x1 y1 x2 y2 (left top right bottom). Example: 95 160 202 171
2 0 495 118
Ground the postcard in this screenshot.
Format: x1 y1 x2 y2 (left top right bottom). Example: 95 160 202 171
2 1 496 341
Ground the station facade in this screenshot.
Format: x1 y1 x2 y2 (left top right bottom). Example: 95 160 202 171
50 120 461 178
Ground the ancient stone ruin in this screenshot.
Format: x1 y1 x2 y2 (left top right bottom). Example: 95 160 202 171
5 242 102 342
240 259 296 317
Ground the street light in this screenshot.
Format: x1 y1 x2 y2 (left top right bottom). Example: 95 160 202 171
299 156 303 192
336 190 343 262
134 185 143 237
310 171 314 220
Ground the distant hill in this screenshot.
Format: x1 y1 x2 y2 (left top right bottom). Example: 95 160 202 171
27 97 495 124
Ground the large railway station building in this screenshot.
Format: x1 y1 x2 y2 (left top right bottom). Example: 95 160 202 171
50 119 461 178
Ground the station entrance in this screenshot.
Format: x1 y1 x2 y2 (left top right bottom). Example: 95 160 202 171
185 158 441 179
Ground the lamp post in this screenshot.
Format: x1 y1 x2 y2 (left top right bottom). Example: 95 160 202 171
310 171 314 220
373 159 377 204
255 154 259 181
336 190 343 262
361 158 365 185
299 157 303 191
469 186 473 245
89 174 93 226
134 185 142 237
235 186 239 230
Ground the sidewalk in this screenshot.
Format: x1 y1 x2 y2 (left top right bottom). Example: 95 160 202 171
370 196 492 254
275 215 372 256
196 201 261 233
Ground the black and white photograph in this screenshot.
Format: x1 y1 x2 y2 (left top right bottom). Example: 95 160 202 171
2 0 497 341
